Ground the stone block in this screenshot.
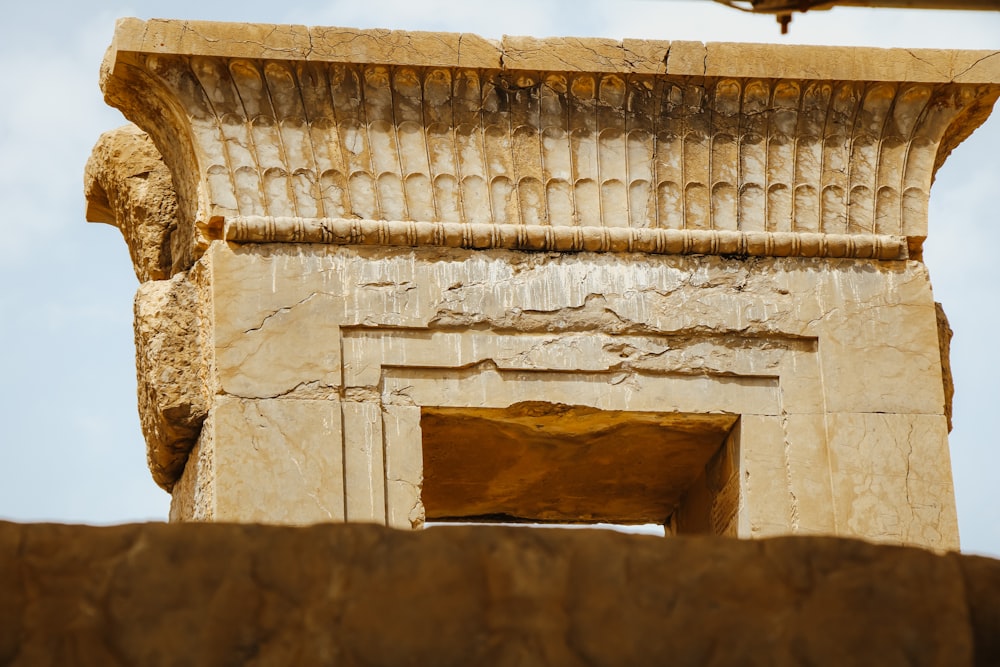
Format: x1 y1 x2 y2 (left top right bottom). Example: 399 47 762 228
783 414 838 535
148 239 958 545
342 401 386 524
704 42 1000 83
827 413 958 549
501 35 635 72
382 405 423 529
172 396 346 524
311 26 500 67
5 521 1000 666
98 20 1000 249
112 17 312 61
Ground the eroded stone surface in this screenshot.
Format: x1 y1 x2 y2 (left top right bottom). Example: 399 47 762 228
3 521 1000 666
153 242 959 548
133 270 211 490
937 301 955 431
84 123 178 281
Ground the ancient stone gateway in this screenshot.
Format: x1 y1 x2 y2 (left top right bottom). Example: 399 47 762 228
87 18 1000 550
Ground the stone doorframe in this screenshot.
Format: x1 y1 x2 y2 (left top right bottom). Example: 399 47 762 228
338 327 814 538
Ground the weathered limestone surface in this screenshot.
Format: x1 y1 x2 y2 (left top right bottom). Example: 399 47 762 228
86 18 1000 549
132 269 211 490
3 520 1000 666
936 301 955 430
66 18 1000 667
148 240 960 547
84 124 178 281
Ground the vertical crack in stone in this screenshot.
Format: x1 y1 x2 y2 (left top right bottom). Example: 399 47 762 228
780 398 801 534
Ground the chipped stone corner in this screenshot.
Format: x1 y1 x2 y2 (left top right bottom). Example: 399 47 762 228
167 409 217 521
134 260 215 491
85 123 180 282
936 301 955 432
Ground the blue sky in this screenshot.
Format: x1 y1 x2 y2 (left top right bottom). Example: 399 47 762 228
1 0 997 556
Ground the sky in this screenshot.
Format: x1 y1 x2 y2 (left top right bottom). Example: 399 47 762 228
0 0 997 556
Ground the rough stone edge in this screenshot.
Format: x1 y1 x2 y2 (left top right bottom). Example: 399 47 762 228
133 265 213 491
105 17 1000 83
936 302 955 432
3 522 997 665
167 408 216 521
84 123 179 282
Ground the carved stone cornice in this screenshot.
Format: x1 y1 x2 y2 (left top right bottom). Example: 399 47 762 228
96 18 1000 269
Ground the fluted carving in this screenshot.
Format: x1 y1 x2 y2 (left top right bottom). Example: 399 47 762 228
100 23 1000 261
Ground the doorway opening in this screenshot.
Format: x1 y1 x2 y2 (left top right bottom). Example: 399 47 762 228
420 402 740 536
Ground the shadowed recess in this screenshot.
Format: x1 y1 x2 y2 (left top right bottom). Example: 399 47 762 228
421 403 737 525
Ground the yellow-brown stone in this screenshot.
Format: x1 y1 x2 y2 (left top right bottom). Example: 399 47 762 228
86 19 1000 551
4 520 1000 666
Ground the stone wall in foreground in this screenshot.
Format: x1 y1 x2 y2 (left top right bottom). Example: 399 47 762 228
3 521 999 666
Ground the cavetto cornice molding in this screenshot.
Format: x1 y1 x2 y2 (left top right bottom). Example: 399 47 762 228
94 18 1000 269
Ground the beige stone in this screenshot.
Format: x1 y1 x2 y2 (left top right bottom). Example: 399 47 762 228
159 239 958 546
937 301 956 430
500 35 649 72
170 396 345 523
50 17 1000 667
826 412 958 547
84 123 178 281
132 270 210 490
382 405 424 529
341 401 387 523
311 26 500 67
105 18 1000 81
86 19 1000 551
97 19 1000 258
702 43 1000 83
5 520 1000 666
781 414 838 535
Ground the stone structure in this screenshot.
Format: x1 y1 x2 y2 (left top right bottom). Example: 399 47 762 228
86 19 1000 550
4 520 1000 666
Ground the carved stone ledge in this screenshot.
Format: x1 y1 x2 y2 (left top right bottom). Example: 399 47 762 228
94 18 1000 274
224 216 907 260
